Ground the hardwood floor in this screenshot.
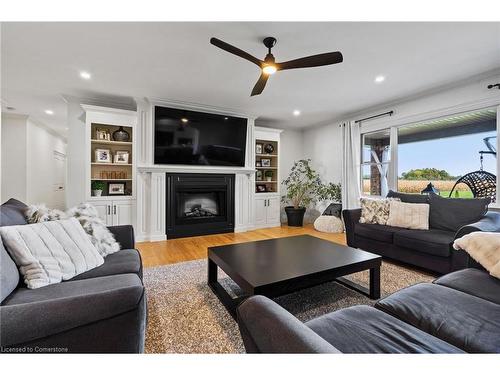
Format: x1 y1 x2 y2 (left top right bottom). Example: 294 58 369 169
136 224 347 268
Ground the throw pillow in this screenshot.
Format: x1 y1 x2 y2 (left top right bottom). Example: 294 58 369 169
429 193 490 232
0 218 104 289
386 190 430 204
26 203 120 257
359 197 399 225
453 232 500 279
386 201 430 230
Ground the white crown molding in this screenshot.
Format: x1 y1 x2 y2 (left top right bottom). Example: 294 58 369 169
61 94 137 111
149 97 257 120
80 104 137 117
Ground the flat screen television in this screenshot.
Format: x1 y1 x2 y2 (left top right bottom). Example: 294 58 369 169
154 106 247 167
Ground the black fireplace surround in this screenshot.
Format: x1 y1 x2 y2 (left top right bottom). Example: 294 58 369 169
166 173 235 238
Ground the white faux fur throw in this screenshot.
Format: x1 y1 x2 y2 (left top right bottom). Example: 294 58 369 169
25 203 120 257
0 218 104 288
453 232 500 279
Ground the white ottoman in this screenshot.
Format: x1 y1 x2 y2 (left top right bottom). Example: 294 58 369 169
313 215 344 233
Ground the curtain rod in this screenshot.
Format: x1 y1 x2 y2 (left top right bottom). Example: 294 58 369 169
354 110 394 124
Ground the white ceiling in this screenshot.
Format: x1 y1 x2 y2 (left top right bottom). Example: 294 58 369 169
2 22 500 135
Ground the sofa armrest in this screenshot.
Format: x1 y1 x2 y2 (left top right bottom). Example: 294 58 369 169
237 295 340 353
342 209 361 247
451 211 500 271
108 225 135 249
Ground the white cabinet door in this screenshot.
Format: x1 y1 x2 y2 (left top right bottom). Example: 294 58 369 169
112 201 133 226
266 197 281 224
254 197 267 227
92 201 113 225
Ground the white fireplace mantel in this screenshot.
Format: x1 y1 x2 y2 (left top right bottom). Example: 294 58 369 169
137 165 255 175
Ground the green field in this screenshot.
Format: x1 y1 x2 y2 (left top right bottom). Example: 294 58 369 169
439 190 474 198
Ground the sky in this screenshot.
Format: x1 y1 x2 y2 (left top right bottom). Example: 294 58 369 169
398 131 497 178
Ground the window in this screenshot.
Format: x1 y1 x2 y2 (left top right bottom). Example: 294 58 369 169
397 108 497 199
361 129 391 196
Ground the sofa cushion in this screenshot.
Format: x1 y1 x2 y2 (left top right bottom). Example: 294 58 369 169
429 193 489 232
387 190 430 204
393 229 454 257
0 273 144 347
0 241 19 303
0 198 28 227
70 249 142 281
434 268 500 305
354 223 403 243
375 283 500 353
306 305 463 353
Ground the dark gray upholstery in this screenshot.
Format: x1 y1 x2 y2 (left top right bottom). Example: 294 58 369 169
1 241 19 303
0 198 28 227
1 274 144 347
306 305 463 353
343 200 500 273
434 268 500 305
108 225 135 250
387 190 430 204
375 283 500 353
429 193 489 232
354 223 403 243
0 199 146 353
237 295 339 353
70 249 142 281
393 229 454 258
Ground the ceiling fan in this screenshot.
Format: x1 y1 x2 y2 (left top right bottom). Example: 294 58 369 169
210 36 343 96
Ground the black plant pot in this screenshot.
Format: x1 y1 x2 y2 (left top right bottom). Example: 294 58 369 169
285 206 306 227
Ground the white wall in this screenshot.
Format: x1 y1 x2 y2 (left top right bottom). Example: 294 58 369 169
26 119 67 209
302 71 500 209
1 114 28 203
1 114 67 207
66 99 86 208
279 128 304 185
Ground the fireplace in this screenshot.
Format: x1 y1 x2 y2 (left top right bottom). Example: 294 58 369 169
166 173 235 238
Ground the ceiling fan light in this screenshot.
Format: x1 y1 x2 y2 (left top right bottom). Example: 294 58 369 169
262 65 277 75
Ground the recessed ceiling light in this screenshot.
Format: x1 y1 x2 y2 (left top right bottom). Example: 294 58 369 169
293 110 301 116
374 75 386 83
80 71 91 80
45 109 54 115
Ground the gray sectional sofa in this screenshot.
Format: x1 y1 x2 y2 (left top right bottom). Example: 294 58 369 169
343 191 500 274
237 266 500 353
0 198 147 353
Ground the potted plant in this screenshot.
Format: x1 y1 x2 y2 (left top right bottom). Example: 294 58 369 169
281 159 342 226
91 180 106 197
264 170 274 182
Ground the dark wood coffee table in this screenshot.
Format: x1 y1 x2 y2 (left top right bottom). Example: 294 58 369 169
208 235 382 319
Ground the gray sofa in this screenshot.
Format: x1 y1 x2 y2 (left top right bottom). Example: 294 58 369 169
343 191 500 274
237 266 500 353
0 198 147 353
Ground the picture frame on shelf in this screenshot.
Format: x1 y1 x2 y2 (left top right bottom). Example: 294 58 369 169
261 158 271 167
114 150 130 164
108 182 126 195
256 184 267 193
256 170 263 181
255 143 263 154
95 128 111 141
264 143 275 154
255 160 262 167
95 148 112 163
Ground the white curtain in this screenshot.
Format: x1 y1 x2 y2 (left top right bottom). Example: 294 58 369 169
341 121 361 209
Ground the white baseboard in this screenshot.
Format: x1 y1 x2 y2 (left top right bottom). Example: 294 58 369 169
136 234 167 242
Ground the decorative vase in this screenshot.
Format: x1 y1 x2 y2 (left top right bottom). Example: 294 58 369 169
264 143 274 154
266 177 273 182
285 206 306 227
112 126 130 142
92 190 102 197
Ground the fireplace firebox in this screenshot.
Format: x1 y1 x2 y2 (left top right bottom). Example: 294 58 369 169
166 173 235 238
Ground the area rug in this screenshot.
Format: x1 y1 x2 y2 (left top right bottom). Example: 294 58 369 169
143 259 434 353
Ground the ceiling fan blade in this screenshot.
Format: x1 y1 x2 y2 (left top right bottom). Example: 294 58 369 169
251 73 269 96
277 51 343 71
210 37 263 67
